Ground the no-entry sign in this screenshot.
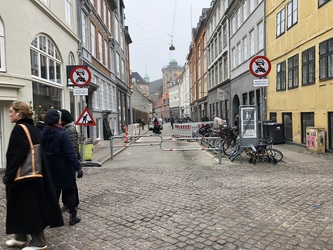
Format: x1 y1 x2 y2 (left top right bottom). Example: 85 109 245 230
249 55 271 77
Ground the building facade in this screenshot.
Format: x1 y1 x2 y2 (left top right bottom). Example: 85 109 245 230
266 0 333 150
227 0 265 127
0 0 80 168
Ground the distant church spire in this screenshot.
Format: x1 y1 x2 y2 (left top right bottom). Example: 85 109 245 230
144 65 150 82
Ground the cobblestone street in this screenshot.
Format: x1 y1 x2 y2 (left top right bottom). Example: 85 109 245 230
1 147 333 249
1 125 333 250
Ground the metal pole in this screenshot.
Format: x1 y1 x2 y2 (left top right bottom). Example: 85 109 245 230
110 136 114 160
260 87 264 139
218 137 222 164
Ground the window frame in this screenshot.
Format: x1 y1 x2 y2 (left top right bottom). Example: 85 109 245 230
318 0 330 7
0 19 5 71
276 8 285 37
287 0 298 29
288 54 299 89
276 61 286 91
319 38 333 80
302 47 315 86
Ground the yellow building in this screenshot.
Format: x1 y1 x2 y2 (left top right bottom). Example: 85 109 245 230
266 0 333 151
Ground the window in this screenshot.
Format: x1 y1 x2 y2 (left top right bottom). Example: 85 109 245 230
104 40 108 66
116 52 120 77
319 0 330 7
65 0 73 28
82 12 88 48
68 52 75 65
243 0 248 20
232 47 236 69
276 8 285 37
287 0 298 29
30 35 61 83
90 23 96 56
243 36 248 61
257 20 264 51
0 19 5 71
302 47 315 85
237 42 241 65
222 23 227 48
223 55 228 81
288 54 299 89
249 29 255 56
276 61 286 91
98 32 103 61
319 38 333 80
283 113 293 141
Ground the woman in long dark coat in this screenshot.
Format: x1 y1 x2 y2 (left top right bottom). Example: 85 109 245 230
39 109 83 226
3 101 64 249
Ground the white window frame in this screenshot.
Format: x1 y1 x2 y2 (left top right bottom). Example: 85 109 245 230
257 20 264 51
91 23 96 57
276 8 285 37
0 19 5 71
287 0 298 29
243 36 248 61
65 0 73 28
249 29 255 56
82 12 88 49
98 32 103 62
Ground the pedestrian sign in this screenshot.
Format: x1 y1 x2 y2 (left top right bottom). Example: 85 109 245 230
75 107 96 126
70 66 92 87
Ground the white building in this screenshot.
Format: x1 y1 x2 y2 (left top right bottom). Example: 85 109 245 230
0 0 80 168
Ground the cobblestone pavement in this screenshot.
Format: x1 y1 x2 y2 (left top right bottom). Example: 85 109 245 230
1 125 333 249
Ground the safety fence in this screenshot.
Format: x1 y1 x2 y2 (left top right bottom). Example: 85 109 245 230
173 121 214 138
109 134 223 164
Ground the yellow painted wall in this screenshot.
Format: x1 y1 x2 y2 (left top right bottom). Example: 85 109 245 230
266 0 333 145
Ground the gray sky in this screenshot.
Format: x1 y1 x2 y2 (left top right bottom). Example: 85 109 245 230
125 0 212 81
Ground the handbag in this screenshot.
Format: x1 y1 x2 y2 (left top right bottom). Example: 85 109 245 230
14 124 43 181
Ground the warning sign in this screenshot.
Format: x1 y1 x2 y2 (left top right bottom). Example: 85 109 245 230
75 107 96 126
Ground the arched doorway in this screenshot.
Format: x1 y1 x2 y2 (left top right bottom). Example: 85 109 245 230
232 94 240 124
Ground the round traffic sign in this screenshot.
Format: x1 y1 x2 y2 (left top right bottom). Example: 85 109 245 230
249 55 271 77
70 66 92 87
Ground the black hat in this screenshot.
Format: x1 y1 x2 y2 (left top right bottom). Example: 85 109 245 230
45 109 60 125
59 109 73 123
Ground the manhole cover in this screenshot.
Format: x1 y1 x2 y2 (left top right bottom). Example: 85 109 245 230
193 178 223 188
91 192 137 205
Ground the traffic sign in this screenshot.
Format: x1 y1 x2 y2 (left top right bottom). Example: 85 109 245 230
75 107 96 126
249 55 271 77
70 66 92 87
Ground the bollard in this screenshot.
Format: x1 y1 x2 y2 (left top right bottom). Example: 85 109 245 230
125 126 129 143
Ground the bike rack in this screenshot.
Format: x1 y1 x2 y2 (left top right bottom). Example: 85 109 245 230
160 137 223 164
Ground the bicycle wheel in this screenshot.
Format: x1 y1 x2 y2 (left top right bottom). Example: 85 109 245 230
222 138 237 156
270 148 283 162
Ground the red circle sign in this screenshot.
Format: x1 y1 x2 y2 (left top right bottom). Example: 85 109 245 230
249 55 271 77
70 66 92 87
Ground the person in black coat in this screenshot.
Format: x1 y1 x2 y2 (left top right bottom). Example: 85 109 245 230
39 109 83 226
59 109 80 212
3 101 64 249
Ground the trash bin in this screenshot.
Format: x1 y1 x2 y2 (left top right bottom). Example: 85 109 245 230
306 127 325 153
79 138 94 161
263 122 285 144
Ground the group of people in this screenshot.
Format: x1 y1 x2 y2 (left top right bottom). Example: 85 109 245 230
3 101 83 249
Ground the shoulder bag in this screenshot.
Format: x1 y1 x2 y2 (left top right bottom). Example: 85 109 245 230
14 124 43 181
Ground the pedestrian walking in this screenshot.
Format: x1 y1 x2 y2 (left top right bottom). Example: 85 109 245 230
40 109 83 226
59 109 80 212
36 113 45 131
170 116 175 129
141 119 145 130
3 101 63 249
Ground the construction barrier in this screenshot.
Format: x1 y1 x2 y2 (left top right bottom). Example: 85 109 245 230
109 133 223 164
174 122 214 138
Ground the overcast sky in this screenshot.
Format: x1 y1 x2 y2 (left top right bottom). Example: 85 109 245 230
125 0 212 81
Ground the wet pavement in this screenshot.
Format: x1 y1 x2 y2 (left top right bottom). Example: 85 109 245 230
1 124 333 249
